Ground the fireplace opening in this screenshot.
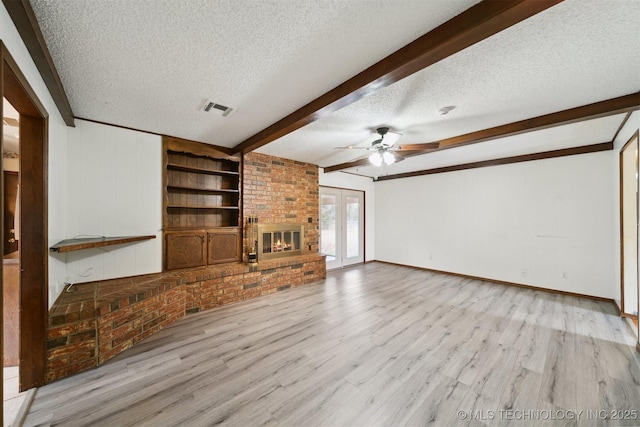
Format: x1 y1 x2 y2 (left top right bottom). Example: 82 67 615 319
258 224 304 260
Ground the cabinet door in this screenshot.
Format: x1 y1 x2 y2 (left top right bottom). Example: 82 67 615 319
207 228 240 264
165 231 206 270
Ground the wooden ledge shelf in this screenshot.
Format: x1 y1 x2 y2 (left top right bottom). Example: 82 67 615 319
166 205 239 210
166 185 239 193
166 163 239 176
50 235 156 253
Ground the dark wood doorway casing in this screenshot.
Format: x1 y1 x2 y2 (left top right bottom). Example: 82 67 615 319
620 130 640 320
1 41 49 391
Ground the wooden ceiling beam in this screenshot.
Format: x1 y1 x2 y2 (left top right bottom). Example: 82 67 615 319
324 92 640 173
375 142 613 181
232 0 563 155
3 0 75 126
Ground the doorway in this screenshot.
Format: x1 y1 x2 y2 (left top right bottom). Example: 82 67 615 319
1 42 49 396
3 99 20 369
320 187 364 270
620 131 639 322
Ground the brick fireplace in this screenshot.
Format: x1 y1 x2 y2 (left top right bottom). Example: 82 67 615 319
257 223 304 261
45 152 325 383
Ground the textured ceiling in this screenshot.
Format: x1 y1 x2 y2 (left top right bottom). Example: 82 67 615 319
30 0 478 147
29 0 640 178
258 0 640 172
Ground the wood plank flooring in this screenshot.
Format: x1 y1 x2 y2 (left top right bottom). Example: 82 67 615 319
22 263 640 426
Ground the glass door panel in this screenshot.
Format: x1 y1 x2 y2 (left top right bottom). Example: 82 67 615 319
345 195 360 259
320 187 364 269
321 192 340 269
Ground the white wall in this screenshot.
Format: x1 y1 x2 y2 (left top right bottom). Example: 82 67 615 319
1 3 69 306
57 120 162 284
375 151 617 299
319 169 375 261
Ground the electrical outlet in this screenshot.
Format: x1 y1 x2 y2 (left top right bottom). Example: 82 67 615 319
562 272 568 279
521 270 527 277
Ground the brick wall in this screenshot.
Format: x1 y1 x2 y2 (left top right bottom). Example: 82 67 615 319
45 152 326 383
46 255 325 382
243 152 319 259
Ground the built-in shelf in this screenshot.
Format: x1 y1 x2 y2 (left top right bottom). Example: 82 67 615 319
163 137 242 270
167 163 239 176
167 185 239 193
50 235 156 253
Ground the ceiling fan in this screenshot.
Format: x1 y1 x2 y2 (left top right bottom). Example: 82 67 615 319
335 126 439 166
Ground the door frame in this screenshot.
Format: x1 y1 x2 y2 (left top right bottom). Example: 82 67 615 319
619 130 639 319
1 41 49 390
320 186 365 269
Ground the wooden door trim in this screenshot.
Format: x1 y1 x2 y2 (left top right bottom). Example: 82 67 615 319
0 40 4 422
619 130 640 317
1 41 49 390
2 0 74 126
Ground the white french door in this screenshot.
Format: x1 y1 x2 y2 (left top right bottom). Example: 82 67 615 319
320 187 364 269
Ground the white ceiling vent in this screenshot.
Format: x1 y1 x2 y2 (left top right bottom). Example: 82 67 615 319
203 100 234 117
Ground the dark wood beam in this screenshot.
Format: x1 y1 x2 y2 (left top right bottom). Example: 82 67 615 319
2 0 75 126
232 0 563 154
325 92 640 172
438 92 640 150
375 142 612 181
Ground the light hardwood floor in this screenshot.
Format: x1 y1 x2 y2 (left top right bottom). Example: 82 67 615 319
23 263 640 426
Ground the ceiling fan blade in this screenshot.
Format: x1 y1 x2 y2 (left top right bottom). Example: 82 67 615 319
333 146 370 150
395 142 439 151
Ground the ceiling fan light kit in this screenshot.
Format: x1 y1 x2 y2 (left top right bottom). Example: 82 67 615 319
369 150 396 166
368 127 396 166
369 152 382 166
382 151 395 165
335 125 439 168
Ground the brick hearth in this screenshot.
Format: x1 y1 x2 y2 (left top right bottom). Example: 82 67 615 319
46 254 325 383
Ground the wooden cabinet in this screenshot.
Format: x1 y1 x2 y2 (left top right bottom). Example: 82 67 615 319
165 231 207 270
163 137 242 270
207 228 241 264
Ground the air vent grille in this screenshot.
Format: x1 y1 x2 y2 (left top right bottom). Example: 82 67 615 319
203 101 234 117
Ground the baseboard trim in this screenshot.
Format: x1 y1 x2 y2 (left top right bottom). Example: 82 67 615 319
373 260 616 304
613 300 623 316
14 387 37 426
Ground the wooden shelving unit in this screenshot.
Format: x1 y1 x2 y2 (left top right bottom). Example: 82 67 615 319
162 136 242 270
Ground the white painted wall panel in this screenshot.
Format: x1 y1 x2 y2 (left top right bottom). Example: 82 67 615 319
64 120 162 284
375 151 616 299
